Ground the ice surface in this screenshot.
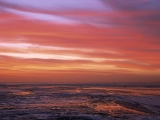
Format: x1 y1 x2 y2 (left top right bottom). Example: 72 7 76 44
0 83 160 120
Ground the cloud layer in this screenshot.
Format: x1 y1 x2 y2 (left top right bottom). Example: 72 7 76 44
0 0 160 82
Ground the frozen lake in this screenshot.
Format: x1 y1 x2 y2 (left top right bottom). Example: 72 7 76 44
0 83 160 120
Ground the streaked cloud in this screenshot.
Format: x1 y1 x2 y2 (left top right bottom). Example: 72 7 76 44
0 0 159 82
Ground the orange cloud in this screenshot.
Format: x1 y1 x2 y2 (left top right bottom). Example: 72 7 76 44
0 0 160 83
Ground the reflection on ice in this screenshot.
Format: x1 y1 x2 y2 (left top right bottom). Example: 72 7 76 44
94 104 147 116
12 91 33 96
84 87 160 96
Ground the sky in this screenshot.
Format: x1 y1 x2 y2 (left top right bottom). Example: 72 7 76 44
0 0 160 83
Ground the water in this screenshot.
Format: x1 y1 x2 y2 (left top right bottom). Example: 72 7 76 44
0 83 160 120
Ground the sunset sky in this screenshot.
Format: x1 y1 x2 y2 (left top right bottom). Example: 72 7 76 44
0 0 160 83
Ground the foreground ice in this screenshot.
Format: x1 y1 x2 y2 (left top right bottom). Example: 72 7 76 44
0 83 160 120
